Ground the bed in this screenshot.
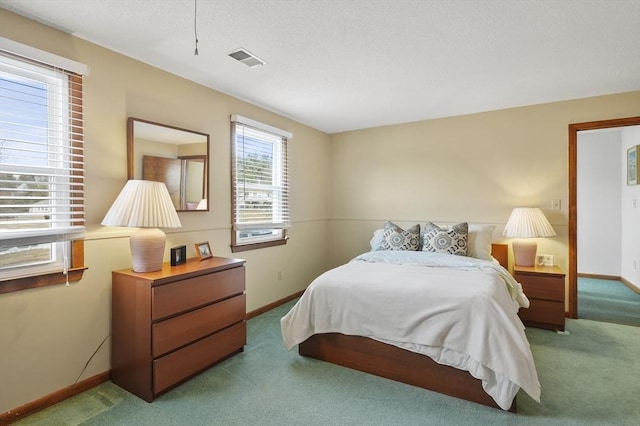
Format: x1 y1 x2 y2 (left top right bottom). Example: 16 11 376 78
281 224 541 412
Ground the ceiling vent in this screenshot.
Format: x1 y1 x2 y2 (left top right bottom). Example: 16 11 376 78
228 48 266 68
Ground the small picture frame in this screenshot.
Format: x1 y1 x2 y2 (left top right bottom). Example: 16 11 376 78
536 254 554 267
170 245 186 266
195 241 213 260
627 145 638 185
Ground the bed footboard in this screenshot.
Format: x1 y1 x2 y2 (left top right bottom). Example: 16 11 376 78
299 333 516 412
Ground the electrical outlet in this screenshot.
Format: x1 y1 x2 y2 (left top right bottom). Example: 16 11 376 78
551 199 561 211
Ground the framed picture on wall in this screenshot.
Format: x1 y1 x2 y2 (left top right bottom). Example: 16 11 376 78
628 145 639 185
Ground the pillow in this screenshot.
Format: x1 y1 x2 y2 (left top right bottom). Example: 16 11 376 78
369 228 384 251
422 222 468 256
377 221 421 251
467 224 495 260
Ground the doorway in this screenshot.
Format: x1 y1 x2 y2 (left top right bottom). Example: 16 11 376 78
568 116 640 318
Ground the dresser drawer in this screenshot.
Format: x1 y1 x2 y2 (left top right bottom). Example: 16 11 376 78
516 275 564 302
152 294 246 357
153 321 246 394
152 266 245 320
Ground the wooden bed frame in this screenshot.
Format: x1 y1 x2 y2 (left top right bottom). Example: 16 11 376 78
298 243 516 412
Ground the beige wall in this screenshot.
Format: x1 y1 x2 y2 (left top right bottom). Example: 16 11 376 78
2 7 640 416
328 92 640 270
0 10 331 412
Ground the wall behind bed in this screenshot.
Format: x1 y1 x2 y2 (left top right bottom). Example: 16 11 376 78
328 92 640 282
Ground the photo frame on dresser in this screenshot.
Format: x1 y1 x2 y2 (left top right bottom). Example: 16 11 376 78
195 241 213 260
627 145 638 185
170 245 186 266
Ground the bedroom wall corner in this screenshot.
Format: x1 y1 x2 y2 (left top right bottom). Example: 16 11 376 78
0 9 332 414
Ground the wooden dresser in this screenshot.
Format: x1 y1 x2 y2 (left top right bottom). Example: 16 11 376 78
514 265 565 331
111 256 246 402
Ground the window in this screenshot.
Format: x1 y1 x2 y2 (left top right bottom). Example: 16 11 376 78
231 115 291 252
0 38 87 292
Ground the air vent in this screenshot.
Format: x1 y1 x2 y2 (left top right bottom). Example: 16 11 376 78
228 48 266 68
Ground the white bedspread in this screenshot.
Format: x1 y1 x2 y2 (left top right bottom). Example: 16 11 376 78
280 251 541 410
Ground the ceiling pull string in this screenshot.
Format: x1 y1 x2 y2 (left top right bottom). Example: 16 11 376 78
194 0 199 56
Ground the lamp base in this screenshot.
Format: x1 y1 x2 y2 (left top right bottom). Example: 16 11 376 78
130 228 166 272
512 240 537 267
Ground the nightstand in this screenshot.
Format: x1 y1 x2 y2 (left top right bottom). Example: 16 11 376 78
513 265 565 331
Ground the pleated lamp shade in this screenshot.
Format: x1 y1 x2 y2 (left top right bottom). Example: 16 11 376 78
503 207 556 267
102 180 181 272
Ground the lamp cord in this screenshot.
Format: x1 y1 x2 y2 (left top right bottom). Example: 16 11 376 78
73 334 110 385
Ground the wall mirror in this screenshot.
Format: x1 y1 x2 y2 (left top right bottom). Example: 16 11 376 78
127 117 209 212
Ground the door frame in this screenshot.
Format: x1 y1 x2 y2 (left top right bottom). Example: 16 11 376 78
568 116 640 318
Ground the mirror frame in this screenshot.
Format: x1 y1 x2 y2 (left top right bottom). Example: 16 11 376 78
127 117 210 212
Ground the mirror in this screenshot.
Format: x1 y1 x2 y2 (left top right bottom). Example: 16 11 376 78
127 117 209 212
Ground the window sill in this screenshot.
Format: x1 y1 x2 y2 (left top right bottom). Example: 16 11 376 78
0 240 86 294
0 267 88 294
231 238 287 253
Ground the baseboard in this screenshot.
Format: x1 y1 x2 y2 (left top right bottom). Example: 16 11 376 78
577 273 621 281
0 371 110 425
578 273 640 295
0 291 305 424
621 277 640 295
246 289 304 319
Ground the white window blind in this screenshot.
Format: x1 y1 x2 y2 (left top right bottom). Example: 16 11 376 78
231 115 290 235
0 46 86 253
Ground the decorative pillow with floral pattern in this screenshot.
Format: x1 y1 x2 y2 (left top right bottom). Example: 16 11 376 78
378 221 421 251
422 222 468 256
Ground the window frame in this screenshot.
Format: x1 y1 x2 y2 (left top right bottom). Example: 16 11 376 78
0 38 87 293
230 115 291 252
0 240 86 294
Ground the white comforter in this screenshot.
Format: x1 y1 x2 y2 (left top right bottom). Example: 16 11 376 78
280 251 541 410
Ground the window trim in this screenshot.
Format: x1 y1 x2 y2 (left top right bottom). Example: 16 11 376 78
0 240 86 294
231 234 288 253
0 38 87 291
230 115 291 252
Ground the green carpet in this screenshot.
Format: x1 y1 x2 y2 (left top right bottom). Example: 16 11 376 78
578 278 640 327
14 300 640 426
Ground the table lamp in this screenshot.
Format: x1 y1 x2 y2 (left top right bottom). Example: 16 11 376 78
503 207 556 267
102 180 182 272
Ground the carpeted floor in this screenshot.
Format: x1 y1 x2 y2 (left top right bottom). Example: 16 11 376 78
578 278 640 327
13 299 640 426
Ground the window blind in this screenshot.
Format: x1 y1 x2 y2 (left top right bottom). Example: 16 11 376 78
231 115 290 232
0 46 86 251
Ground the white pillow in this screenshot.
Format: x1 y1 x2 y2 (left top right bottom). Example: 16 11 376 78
369 228 384 251
467 224 495 260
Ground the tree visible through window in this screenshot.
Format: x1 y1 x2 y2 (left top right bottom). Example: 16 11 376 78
0 43 86 290
230 115 291 252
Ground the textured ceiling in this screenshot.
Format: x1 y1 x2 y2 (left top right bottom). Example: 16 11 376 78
1 0 639 134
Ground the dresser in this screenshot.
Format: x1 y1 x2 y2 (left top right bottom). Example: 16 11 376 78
514 265 565 331
111 256 246 402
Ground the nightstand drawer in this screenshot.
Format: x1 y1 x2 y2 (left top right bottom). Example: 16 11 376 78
517 275 564 302
152 294 246 357
518 299 564 330
152 266 245 320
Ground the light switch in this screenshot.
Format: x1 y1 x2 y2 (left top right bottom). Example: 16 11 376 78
551 199 561 211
